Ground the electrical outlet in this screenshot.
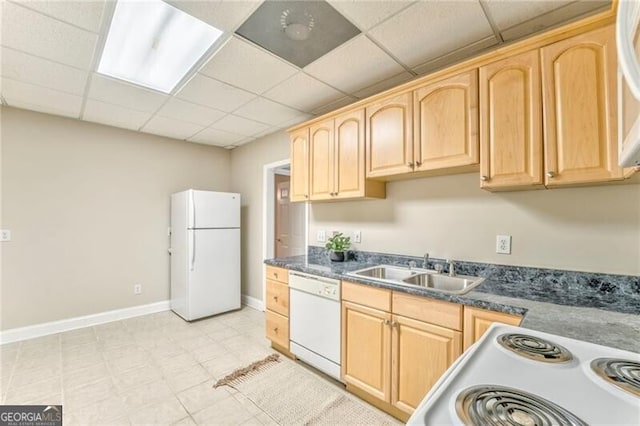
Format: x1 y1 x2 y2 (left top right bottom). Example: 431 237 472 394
0 230 11 242
134 284 142 295
317 230 326 243
353 230 362 243
496 235 512 254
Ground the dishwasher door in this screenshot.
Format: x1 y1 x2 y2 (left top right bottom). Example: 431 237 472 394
289 273 341 380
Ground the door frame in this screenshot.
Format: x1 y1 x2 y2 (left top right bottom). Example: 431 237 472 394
262 159 308 310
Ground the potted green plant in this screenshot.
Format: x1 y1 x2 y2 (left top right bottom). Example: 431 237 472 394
325 232 351 262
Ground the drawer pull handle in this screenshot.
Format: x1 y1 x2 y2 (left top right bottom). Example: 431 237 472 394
274 272 278 278
273 327 278 333
273 296 278 301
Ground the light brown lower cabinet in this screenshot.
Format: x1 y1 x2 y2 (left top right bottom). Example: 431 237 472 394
463 306 523 350
341 281 462 421
264 266 293 356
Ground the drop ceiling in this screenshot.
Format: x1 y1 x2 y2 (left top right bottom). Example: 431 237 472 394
0 0 610 149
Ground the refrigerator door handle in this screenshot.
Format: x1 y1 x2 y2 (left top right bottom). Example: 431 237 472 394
190 191 196 271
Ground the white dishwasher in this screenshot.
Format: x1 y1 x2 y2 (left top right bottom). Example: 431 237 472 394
289 271 341 381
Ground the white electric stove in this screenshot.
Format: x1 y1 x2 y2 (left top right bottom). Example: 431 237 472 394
408 324 640 425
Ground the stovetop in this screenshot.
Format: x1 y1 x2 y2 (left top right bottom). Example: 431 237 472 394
409 324 640 425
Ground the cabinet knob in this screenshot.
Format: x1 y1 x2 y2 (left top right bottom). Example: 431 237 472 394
383 319 390 326
273 327 278 333
480 175 489 182
304 194 309 198
274 272 278 278
547 171 556 178
415 161 422 167
392 321 399 328
407 162 414 168
273 295 278 301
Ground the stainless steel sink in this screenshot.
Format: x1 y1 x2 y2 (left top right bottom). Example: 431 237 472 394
346 264 484 295
349 265 419 281
401 273 484 294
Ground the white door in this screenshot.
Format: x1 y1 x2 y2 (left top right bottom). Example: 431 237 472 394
187 228 240 319
190 190 240 229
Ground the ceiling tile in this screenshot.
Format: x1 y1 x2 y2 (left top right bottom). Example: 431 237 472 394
167 0 263 32
1 77 82 118
304 35 406 94
17 0 107 33
156 98 226 127
368 1 494 67
327 0 414 30
210 114 270 137
277 112 314 129
88 74 168 113
1 1 98 69
482 0 572 31
252 126 280 140
352 71 414 99
83 99 152 130
263 73 343 112
234 97 306 126
311 96 358 116
0 47 89 96
142 116 204 140
412 36 498 76
176 74 255 112
235 136 257 147
188 127 246 147
199 36 298 95
496 1 610 42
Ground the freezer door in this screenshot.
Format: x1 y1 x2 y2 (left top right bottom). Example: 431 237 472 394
186 228 240 319
189 190 240 229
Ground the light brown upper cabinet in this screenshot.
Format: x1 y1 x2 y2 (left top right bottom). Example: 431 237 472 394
541 25 624 187
290 128 309 202
309 109 385 201
413 70 479 172
366 92 414 179
479 50 544 190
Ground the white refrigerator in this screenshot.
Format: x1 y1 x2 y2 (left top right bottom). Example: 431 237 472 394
170 189 241 321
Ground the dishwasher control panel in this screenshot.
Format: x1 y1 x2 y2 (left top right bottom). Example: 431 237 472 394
289 271 340 301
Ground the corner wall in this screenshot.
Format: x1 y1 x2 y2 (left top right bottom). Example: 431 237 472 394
0 107 231 330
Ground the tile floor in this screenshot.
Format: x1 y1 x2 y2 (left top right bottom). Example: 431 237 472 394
0 307 291 425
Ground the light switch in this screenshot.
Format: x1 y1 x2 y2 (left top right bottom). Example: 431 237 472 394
0 230 11 242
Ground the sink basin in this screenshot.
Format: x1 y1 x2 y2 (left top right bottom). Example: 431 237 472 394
349 265 419 281
347 264 485 295
402 273 484 294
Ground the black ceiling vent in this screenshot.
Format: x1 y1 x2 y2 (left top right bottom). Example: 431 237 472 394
235 1 361 68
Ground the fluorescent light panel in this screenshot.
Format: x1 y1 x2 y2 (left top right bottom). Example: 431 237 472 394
98 0 222 93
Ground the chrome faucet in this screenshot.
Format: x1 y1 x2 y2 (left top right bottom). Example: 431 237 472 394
422 253 429 269
446 259 456 277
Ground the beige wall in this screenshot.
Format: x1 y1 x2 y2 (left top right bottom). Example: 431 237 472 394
230 131 289 301
310 173 640 276
1 107 231 330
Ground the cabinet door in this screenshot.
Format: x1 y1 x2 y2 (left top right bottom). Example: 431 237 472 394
480 50 543 189
414 70 479 172
391 315 462 415
309 120 335 200
342 301 392 402
290 129 309 202
541 25 623 186
463 307 522 351
366 92 413 178
334 109 365 199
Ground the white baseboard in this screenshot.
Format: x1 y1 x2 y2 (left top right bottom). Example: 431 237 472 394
242 294 264 312
0 301 170 345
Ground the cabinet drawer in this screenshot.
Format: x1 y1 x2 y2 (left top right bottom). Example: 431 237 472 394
342 281 391 311
266 265 288 284
266 280 289 317
392 292 462 331
266 310 289 349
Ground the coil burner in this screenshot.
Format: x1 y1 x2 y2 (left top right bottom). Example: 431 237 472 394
456 385 587 426
591 358 640 397
498 333 573 363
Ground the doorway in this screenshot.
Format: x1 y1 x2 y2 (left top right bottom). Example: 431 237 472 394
262 160 308 308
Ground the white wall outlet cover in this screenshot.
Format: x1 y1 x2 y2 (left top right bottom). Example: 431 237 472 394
353 230 362 243
317 230 326 242
496 235 512 254
0 230 11 241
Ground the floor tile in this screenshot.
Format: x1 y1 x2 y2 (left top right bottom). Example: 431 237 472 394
64 377 117 412
112 363 162 391
176 380 233 415
163 363 212 393
120 379 174 413
63 362 110 390
65 395 127 425
191 393 254 425
128 396 189 426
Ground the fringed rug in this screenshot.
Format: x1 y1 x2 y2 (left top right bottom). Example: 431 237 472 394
214 354 400 425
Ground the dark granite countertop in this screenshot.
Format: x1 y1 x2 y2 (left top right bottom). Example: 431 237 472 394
265 253 640 353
